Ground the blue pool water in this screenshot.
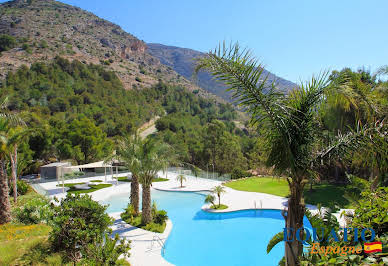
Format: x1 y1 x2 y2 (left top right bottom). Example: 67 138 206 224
103 189 310 266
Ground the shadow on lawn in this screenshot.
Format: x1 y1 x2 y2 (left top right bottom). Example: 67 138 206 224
303 184 352 211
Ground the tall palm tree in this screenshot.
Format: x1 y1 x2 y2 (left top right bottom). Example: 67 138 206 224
0 97 24 224
212 185 226 207
7 126 30 203
139 138 175 225
0 118 11 224
116 134 142 215
195 43 371 265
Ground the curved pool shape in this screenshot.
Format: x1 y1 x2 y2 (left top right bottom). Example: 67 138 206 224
103 189 311 266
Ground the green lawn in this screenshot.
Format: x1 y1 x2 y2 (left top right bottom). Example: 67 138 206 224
225 177 289 197
66 184 112 194
56 182 85 188
210 204 228 210
225 177 354 209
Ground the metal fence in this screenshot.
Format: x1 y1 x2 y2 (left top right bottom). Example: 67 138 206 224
167 167 231 181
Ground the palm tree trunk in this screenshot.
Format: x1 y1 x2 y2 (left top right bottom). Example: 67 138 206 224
284 178 305 266
130 174 140 215
141 184 152 224
10 145 17 203
0 159 12 224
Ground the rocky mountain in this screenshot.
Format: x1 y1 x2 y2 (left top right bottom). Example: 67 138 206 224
147 43 297 102
0 0 214 98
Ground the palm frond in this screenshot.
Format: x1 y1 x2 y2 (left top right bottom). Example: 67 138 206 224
0 97 25 127
267 231 284 253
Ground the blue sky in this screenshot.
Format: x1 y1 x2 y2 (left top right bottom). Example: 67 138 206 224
2 0 388 83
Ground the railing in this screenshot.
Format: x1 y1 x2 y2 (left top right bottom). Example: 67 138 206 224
167 167 231 181
150 235 166 255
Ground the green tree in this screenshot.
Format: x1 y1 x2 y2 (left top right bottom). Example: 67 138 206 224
0 97 24 224
50 194 113 262
138 139 176 224
176 174 186 187
116 134 142 215
212 185 226 207
0 34 16 52
195 43 373 265
0 118 11 224
57 117 113 164
204 194 216 208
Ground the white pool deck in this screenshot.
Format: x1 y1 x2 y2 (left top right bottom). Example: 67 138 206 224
35 172 348 266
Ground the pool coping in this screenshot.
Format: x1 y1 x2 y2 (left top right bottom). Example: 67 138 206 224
37 172 349 266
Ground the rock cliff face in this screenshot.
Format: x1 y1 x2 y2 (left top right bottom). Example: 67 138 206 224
0 0 210 96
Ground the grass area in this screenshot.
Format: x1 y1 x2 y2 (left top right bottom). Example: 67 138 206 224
117 176 169 183
90 180 103 182
11 187 44 209
225 177 289 197
152 178 169 182
121 214 166 233
304 184 354 210
225 177 355 209
56 182 85 187
0 223 66 265
210 204 228 210
67 184 112 194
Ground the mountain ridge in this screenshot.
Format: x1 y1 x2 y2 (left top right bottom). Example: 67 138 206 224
0 0 217 100
147 43 297 102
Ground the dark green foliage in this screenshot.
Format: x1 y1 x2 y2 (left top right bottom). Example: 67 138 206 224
231 168 253 179
55 116 113 164
9 180 29 196
0 34 16 52
50 193 113 262
1 58 254 174
154 210 168 224
121 203 168 233
351 187 388 236
1 57 161 137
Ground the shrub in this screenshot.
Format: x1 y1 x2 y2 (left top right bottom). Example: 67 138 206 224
135 77 142 82
231 168 252 179
121 203 136 223
0 34 16 52
82 233 130 265
50 194 112 262
9 180 29 196
154 210 168 224
351 187 388 236
14 196 53 224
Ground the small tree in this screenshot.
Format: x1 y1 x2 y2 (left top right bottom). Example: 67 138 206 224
204 194 216 208
176 174 187 187
212 185 226 207
83 233 131 265
50 194 113 263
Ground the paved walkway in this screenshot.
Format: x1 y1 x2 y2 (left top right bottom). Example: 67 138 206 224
34 172 347 266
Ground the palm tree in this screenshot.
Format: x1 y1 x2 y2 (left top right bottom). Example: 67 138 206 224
0 97 24 224
0 118 11 224
195 43 371 265
139 138 176 224
176 174 186 187
7 126 30 203
212 185 226 207
116 134 142 215
204 194 216 208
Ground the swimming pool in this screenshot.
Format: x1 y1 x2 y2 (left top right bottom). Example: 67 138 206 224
102 189 310 266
